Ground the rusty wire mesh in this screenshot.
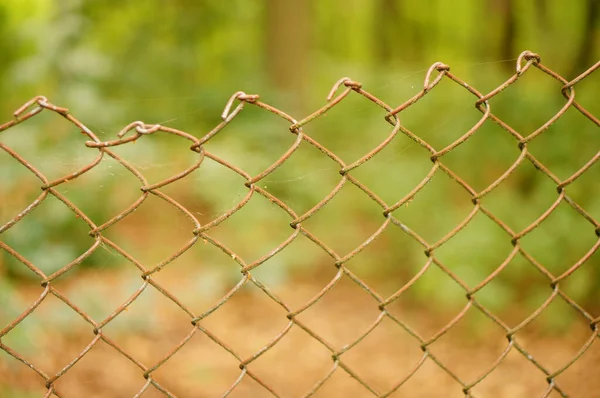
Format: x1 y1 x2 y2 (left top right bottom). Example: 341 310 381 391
0 50 599 397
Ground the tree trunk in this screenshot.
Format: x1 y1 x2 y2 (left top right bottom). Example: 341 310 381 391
570 0 599 77
500 0 516 72
265 0 311 114
374 0 400 64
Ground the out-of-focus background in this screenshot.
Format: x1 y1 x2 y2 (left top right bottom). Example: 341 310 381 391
1 1 599 397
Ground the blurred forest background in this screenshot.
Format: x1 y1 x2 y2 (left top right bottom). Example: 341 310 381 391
0 0 599 397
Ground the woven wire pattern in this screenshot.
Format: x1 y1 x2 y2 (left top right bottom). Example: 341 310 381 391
0 50 599 397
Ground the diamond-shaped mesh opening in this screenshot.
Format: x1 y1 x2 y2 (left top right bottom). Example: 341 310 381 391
561 159 600 222
98 192 197 266
146 239 241 315
292 274 381 349
259 141 345 215
480 159 561 233
183 154 253 226
424 306 509 383
297 90 395 164
50 153 145 224
570 68 600 115
433 210 515 287
526 106 599 180
44 248 144 322
98 284 194 366
339 315 424 394
1 194 98 280
395 77 485 151
244 325 335 395
382 263 467 337
198 103 300 177
2 291 94 381
298 180 390 255
487 66 572 137
389 169 474 243
341 219 424 298
559 248 600 316
202 193 297 265
51 339 146 397
440 119 522 193
197 281 290 359
149 328 244 397
471 251 553 326
469 347 551 397
348 136 435 205
516 199 598 276
513 296 594 370
249 232 338 296
0 110 99 181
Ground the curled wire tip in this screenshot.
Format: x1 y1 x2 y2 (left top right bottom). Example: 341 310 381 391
13 96 49 118
326 77 362 101
117 121 141 138
221 91 259 121
516 51 541 74
327 78 351 101
116 121 161 138
424 62 450 90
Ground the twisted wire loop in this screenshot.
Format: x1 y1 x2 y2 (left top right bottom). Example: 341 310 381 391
0 49 598 397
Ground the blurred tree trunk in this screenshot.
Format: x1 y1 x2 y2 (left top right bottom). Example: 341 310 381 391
373 0 424 65
571 0 599 77
534 0 548 29
499 0 516 72
374 0 400 64
265 0 310 114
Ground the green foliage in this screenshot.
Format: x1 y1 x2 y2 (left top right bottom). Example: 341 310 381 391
0 0 598 332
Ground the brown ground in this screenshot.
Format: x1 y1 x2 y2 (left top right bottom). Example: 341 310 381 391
1 268 599 398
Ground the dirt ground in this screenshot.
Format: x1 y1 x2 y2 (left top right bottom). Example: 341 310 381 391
1 269 600 398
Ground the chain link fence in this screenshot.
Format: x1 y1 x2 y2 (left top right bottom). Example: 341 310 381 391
1 50 599 397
